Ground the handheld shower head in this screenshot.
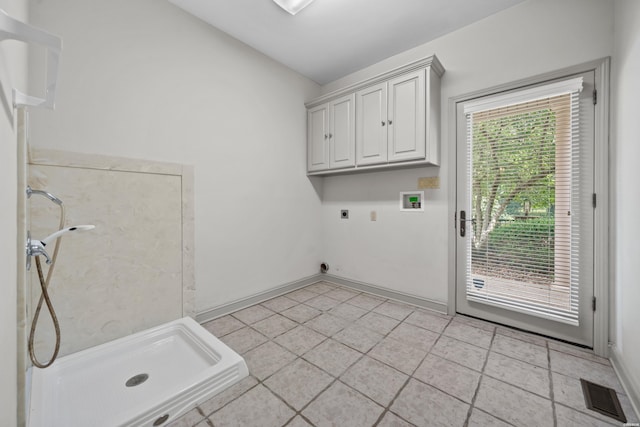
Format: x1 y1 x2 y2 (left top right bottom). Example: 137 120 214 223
40 225 95 246
27 225 95 269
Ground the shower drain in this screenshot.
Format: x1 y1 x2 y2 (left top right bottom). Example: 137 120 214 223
125 373 149 387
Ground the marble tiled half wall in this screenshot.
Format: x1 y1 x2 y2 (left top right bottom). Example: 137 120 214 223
27 148 195 358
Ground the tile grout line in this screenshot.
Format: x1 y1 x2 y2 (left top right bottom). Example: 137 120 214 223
313 287 468 426
462 336 560 421
200 283 618 427
224 350 333 423
200 287 341 425
474 316 609 367
200 379 261 425
474 344 556 400
462 325 496 427
547 340 558 427
235 284 381 425
194 285 390 426
290 288 423 426
209 305 486 425
214 312 413 422
550 347 611 366
370 374 416 427
273 301 378 424
200 283 544 427
372 315 456 427
553 402 621 426
194 405 213 427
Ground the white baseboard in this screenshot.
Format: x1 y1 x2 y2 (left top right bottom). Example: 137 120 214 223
195 273 448 324
321 274 448 314
610 345 640 421
195 274 322 324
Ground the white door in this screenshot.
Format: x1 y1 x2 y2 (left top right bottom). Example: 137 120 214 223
329 94 355 169
388 70 425 163
456 71 596 346
356 82 388 166
307 103 329 172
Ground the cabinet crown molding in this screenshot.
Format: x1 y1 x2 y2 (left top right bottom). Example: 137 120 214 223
306 55 444 109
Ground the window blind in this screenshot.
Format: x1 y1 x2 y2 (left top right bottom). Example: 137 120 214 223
464 79 582 325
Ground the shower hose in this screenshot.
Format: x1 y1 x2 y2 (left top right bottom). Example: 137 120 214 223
28 204 65 368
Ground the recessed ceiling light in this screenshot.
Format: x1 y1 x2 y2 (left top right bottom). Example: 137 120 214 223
272 0 315 15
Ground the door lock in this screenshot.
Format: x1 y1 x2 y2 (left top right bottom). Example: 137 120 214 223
459 210 475 237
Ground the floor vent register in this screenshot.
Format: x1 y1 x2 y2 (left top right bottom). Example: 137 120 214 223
580 378 627 423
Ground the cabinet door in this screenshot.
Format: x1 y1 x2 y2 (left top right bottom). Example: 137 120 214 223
356 82 388 166
307 104 329 171
387 70 425 162
329 94 355 169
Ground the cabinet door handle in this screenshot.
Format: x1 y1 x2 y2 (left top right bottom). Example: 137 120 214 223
381 121 386 126
329 133 333 138
388 120 393 125
324 134 328 140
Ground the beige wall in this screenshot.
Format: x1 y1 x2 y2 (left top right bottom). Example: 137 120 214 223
0 0 27 425
612 0 640 412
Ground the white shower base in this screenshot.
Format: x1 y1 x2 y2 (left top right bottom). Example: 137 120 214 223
28 317 248 427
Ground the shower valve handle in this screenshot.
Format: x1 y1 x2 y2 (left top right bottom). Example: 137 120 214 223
29 241 52 264
26 234 51 270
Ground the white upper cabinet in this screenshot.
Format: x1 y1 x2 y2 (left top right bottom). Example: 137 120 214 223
308 94 356 171
329 94 356 169
356 82 388 166
306 55 443 175
387 70 425 163
307 104 329 171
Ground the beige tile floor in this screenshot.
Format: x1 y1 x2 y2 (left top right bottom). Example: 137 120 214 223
167 282 639 427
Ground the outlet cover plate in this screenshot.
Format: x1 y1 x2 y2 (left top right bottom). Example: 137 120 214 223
418 177 440 189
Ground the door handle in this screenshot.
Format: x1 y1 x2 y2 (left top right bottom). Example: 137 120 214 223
459 210 474 237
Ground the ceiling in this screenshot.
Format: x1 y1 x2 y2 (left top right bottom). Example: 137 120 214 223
168 0 525 85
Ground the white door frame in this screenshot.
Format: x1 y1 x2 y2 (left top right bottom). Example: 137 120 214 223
447 58 610 357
